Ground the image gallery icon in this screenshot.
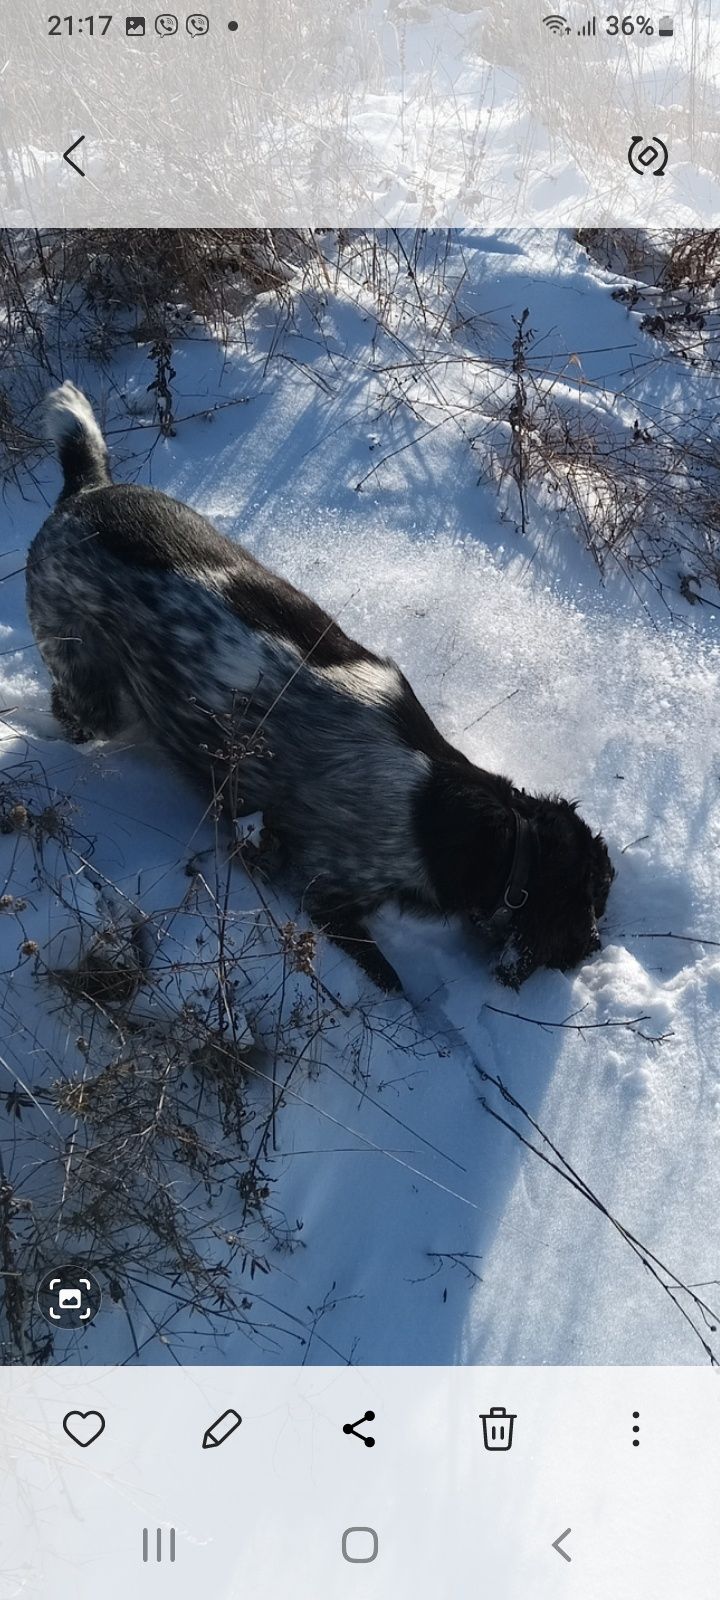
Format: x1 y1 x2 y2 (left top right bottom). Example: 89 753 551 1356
125 16 146 35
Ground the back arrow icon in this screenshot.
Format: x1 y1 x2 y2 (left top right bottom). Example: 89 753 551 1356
552 1528 572 1563
63 136 85 177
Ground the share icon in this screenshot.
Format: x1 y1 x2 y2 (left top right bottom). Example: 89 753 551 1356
342 1410 376 1447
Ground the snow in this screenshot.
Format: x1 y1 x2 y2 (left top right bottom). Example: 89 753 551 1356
1 229 719 1368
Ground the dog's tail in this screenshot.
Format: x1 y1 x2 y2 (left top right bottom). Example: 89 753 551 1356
43 382 111 500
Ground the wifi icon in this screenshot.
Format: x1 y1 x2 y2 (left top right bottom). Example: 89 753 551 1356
543 13 569 32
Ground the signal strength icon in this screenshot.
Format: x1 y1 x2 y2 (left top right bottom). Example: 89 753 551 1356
543 13 570 33
578 15 597 34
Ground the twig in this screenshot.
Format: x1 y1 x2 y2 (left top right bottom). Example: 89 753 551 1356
483 1002 671 1044
409 1251 483 1286
463 687 520 734
472 1066 718 1363
624 930 720 949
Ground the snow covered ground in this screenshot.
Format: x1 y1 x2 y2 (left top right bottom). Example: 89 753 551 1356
1 230 719 1368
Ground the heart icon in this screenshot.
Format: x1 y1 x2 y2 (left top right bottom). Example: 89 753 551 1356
62 1410 106 1448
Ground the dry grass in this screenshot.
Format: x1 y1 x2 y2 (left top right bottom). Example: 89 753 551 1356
0 761 327 1362
0 227 317 477
6 225 716 605
0 748 441 1363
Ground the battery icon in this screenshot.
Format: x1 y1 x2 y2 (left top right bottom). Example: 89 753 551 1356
658 14 674 35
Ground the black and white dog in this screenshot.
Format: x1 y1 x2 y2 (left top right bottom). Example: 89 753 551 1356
27 383 614 993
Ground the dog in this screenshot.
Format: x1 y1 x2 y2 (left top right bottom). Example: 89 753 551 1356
26 382 615 993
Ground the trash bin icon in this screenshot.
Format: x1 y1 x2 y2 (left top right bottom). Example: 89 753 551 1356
480 1406 516 1451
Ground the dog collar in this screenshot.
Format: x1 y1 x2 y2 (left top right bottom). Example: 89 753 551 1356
489 808 533 930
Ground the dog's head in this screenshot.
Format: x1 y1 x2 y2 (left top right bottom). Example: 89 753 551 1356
493 795 615 988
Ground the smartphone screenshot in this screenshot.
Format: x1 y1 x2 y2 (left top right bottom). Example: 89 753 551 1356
0 2 718 1595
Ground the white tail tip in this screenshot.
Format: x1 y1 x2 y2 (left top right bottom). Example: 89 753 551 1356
43 382 103 448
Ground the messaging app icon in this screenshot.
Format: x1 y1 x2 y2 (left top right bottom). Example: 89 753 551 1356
155 13 178 34
187 13 210 34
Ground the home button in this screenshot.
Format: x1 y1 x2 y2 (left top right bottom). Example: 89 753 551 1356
342 1527 379 1564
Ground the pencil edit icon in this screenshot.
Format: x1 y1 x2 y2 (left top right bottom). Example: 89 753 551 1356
202 1408 242 1449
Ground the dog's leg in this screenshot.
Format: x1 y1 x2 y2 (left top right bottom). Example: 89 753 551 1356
311 900 402 994
50 673 124 744
46 639 127 744
50 680 98 744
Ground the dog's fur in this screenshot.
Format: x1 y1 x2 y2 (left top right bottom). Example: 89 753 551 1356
26 383 614 992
